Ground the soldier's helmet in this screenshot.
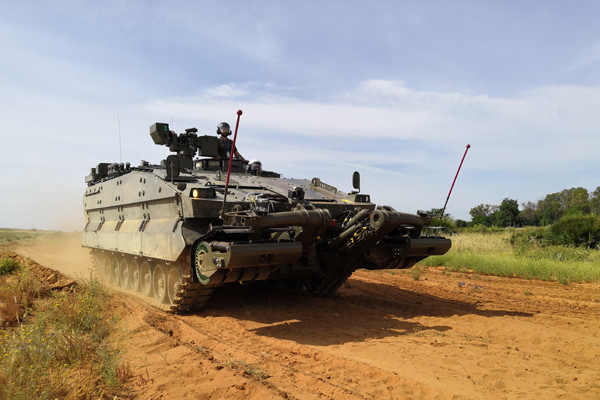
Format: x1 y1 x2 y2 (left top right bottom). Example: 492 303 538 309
248 159 262 174
217 122 231 136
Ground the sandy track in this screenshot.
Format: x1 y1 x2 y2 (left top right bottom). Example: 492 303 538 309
9 235 600 399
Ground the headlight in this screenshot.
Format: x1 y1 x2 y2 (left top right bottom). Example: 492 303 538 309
190 188 216 199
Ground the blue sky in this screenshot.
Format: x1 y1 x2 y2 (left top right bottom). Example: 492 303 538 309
1 1 599 230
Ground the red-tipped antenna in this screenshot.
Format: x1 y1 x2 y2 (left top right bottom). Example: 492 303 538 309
220 110 243 219
439 144 471 220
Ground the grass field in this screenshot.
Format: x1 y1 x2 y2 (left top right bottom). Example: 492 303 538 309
0 248 130 399
0 228 61 245
420 229 600 283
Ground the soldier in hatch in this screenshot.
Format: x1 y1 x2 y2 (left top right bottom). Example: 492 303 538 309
215 122 247 162
247 159 262 175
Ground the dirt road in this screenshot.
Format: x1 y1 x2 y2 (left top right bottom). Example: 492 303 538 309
11 236 600 399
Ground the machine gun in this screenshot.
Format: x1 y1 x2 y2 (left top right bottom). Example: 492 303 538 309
150 122 220 178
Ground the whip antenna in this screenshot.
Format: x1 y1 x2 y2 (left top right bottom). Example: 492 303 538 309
117 108 122 163
439 144 471 220
220 109 243 219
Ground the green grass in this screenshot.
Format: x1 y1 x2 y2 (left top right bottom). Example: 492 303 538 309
0 258 19 276
420 229 600 283
0 257 130 400
0 228 62 245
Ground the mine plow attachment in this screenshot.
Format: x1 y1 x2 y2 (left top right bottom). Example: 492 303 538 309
329 209 426 256
363 236 452 270
326 208 451 271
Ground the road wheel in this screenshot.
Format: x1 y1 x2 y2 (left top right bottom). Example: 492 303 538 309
129 259 141 292
153 264 168 303
110 257 120 286
166 266 182 305
93 252 110 281
140 260 153 297
119 258 130 289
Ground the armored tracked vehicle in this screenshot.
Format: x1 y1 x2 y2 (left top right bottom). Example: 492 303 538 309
83 121 451 312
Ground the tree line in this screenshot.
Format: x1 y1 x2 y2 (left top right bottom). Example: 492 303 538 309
466 186 600 227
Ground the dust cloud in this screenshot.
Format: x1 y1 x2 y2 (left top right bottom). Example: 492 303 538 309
2 184 85 232
10 232 94 281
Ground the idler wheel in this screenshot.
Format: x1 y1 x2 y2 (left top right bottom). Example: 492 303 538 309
129 259 141 292
140 260 153 297
153 264 168 303
119 258 130 289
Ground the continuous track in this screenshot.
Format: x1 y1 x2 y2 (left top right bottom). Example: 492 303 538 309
89 235 278 313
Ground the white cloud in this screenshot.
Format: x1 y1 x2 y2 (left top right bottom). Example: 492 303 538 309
146 80 600 151
201 84 250 99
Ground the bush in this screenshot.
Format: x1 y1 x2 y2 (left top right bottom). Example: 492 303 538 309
510 227 548 252
1 262 49 327
0 257 19 276
546 214 600 248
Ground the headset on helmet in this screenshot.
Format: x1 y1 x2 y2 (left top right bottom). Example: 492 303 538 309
217 122 231 136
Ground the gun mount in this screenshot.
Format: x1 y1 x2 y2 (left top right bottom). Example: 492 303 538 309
150 122 220 177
